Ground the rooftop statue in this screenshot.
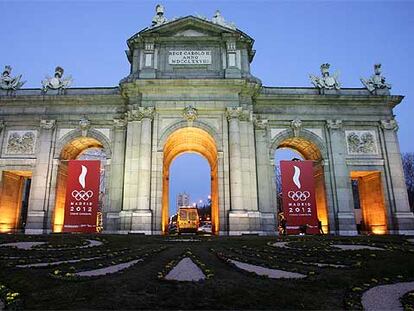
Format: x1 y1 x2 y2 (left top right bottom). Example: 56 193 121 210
310 63 340 91
0 65 25 94
360 64 391 93
41 66 72 94
152 4 168 27
211 10 236 30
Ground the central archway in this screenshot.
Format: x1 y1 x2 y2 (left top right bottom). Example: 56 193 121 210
162 127 218 234
273 133 329 233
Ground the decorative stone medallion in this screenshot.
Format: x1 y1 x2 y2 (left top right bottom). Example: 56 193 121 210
5 130 37 155
345 130 378 155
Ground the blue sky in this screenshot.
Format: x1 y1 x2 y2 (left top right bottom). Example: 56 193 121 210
1 0 413 214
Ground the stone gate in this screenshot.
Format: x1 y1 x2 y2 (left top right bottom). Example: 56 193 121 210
0 6 413 235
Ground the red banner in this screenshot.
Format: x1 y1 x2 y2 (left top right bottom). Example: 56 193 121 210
280 160 318 234
63 160 100 233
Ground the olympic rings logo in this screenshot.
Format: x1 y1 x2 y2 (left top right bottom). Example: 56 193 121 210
71 190 94 201
288 191 310 202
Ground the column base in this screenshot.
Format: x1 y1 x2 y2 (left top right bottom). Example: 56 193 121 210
105 212 120 232
131 210 152 234
337 212 358 236
25 211 47 234
393 212 414 235
119 210 153 234
229 211 276 235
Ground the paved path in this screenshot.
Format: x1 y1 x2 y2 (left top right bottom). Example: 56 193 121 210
362 281 414 311
75 259 142 277
270 242 290 249
0 242 46 250
331 244 384 251
16 256 101 268
165 257 206 281
229 259 306 279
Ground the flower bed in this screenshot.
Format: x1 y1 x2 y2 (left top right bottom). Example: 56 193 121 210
0 283 22 310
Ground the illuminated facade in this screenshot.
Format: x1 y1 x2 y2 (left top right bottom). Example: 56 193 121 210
0 8 413 235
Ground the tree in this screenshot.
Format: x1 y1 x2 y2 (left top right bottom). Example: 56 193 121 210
402 152 414 211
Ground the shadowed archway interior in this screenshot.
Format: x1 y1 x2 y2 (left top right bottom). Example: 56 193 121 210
162 127 219 234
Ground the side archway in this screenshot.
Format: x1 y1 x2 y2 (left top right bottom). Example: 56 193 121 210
162 127 219 234
52 132 110 232
270 129 329 233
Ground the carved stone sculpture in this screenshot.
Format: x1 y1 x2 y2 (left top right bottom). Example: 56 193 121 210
291 119 302 137
41 66 72 94
152 4 168 27
183 105 198 123
310 63 340 91
361 64 391 93
79 117 91 136
211 10 236 30
0 66 25 94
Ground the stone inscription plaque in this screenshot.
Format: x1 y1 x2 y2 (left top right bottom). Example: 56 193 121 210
168 50 212 65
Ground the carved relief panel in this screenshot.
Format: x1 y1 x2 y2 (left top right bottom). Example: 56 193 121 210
5 130 38 155
345 130 378 155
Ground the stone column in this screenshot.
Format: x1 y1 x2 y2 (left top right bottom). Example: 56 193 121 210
254 119 276 234
121 108 142 231
227 107 244 210
106 118 127 232
380 119 414 234
26 120 56 234
137 107 154 210
132 107 155 234
326 120 357 235
227 107 249 234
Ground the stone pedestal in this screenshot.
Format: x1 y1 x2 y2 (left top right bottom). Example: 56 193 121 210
25 211 46 234
229 211 275 235
393 212 414 235
131 210 152 234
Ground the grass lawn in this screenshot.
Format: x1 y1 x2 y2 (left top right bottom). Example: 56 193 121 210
0 234 413 310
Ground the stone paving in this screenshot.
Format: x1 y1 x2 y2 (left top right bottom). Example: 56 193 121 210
16 256 102 268
229 259 306 279
270 242 290 249
0 242 46 250
331 244 384 251
362 281 414 311
164 257 206 281
75 259 143 277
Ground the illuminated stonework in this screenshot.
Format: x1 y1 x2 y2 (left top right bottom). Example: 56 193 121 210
0 7 413 235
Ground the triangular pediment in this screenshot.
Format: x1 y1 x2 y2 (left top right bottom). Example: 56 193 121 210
173 29 208 37
128 16 253 46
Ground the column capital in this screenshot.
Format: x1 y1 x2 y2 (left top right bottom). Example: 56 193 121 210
326 119 343 130
254 118 268 130
380 119 398 131
39 119 56 130
113 118 127 129
126 106 155 121
226 107 250 121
